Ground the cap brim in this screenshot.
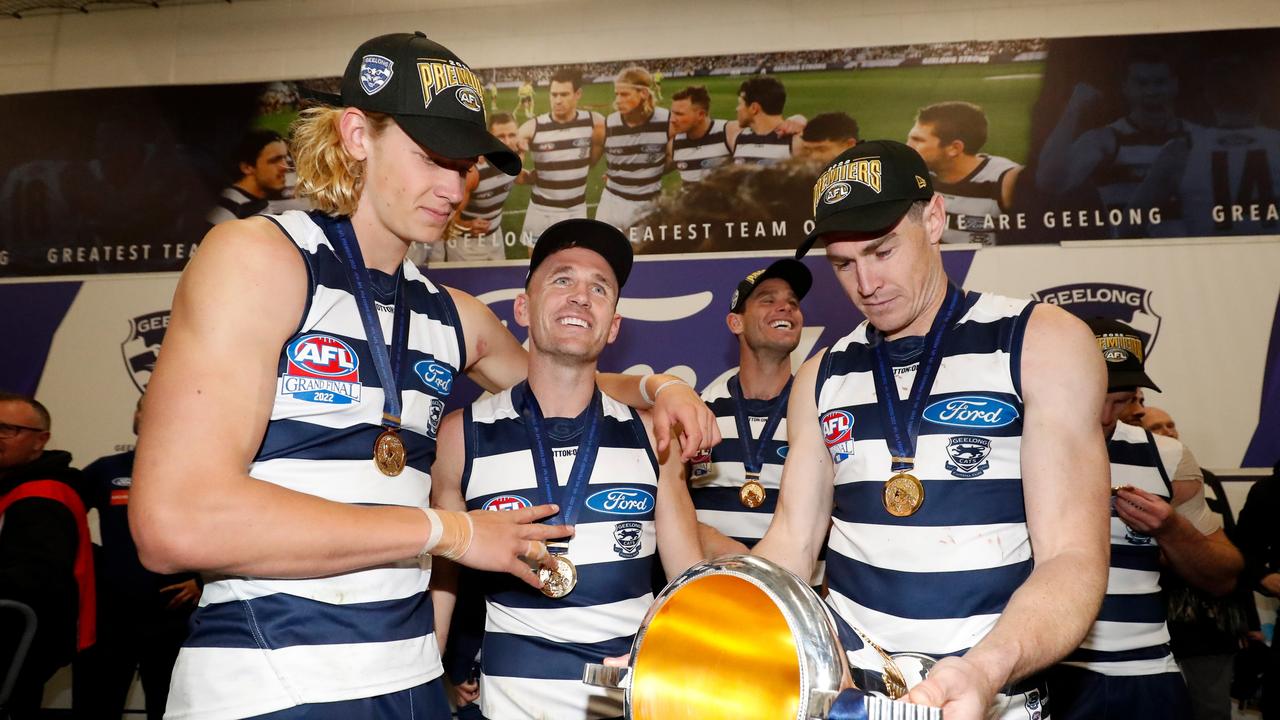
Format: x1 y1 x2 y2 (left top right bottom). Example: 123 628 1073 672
796 199 915 258
1106 369 1161 394
396 114 522 176
749 259 813 306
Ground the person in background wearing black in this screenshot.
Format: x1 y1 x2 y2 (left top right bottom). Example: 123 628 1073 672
1232 460 1280 719
0 391 94 719
73 394 199 719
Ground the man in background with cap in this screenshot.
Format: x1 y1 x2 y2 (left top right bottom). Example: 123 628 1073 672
430 218 703 720
754 140 1110 720
131 32 715 719
1046 317 1240 719
690 259 827 586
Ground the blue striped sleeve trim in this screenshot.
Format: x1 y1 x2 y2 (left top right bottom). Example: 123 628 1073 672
1007 299 1035 400
482 632 634 680
185 591 433 649
431 281 467 372
264 215 314 340
826 552 1032 621
833 478 1027 526
482 561 654 610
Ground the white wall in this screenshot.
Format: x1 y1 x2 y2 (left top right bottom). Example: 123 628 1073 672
1 0 1279 94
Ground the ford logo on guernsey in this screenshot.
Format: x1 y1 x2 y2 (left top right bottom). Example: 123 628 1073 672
586 488 655 516
923 396 1019 428
483 495 532 512
414 360 454 395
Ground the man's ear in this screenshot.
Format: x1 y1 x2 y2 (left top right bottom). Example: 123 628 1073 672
338 108 372 161
605 313 622 345
513 292 531 329
922 194 947 248
726 312 745 336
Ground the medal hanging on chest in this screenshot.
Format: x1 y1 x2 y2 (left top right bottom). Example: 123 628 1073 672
728 375 791 509
521 383 604 599
322 215 411 477
869 284 963 518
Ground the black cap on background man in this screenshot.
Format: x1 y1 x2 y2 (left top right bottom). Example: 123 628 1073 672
1086 317 1161 392
730 258 813 312
340 32 521 175
526 218 634 290
797 140 934 258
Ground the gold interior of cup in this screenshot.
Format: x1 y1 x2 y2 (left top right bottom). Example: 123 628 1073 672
631 574 801 720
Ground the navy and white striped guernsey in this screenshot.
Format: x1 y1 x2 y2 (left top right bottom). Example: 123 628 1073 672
673 118 732 183
603 107 671 202
463 383 659 720
530 110 596 210
816 291 1037 675
1062 421 1180 677
934 154 1020 245
691 372 825 586
732 126 793 166
458 158 516 226
1095 117 1190 213
164 210 465 720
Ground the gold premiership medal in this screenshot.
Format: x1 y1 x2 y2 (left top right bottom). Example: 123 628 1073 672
373 428 406 476
883 472 924 517
740 477 766 508
539 554 578 598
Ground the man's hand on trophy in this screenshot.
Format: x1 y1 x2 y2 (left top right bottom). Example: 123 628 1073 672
902 655 997 720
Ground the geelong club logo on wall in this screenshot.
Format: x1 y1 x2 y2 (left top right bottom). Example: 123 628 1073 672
120 310 171 393
1031 283 1163 356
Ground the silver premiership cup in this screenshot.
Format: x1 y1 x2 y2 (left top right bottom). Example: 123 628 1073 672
583 555 942 719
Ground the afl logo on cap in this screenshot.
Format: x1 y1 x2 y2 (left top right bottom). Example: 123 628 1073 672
1103 347 1130 363
359 55 394 95
822 182 852 205
456 86 482 113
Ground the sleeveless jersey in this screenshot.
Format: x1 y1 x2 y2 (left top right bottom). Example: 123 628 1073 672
1095 117 1189 213
458 158 516 226
463 384 659 720
934 155 1020 245
816 291 1036 662
673 119 732 183
1175 123 1280 236
165 210 465 720
733 126 793 166
1062 422 1180 677
530 110 596 209
603 107 671 201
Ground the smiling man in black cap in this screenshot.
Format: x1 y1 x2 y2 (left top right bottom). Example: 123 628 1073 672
753 140 1111 720
131 33 715 719
430 219 702 719
690 259 825 583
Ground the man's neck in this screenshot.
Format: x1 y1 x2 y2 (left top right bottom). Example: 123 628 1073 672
552 108 576 123
349 206 412 275
750 114 784 135
686 116 713 140
527 353 598 417
737 346 792 400
883 271 950 341
622 106 653 127
935 154 982 184
233 176 265 200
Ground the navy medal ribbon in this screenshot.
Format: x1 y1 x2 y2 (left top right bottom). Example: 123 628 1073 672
868 283 964 474
318 214 410 434
727 374 792 476
519 382 604 531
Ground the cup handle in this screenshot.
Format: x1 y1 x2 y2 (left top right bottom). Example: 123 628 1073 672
582 663 632 690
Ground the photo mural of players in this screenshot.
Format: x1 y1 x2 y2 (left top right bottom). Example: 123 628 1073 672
4 29 1280 275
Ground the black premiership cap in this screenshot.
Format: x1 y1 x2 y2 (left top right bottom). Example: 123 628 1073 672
340 32 521 176
526 219 634 290
729 258 813 312
796 140 934 258
1086 317 1161 393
